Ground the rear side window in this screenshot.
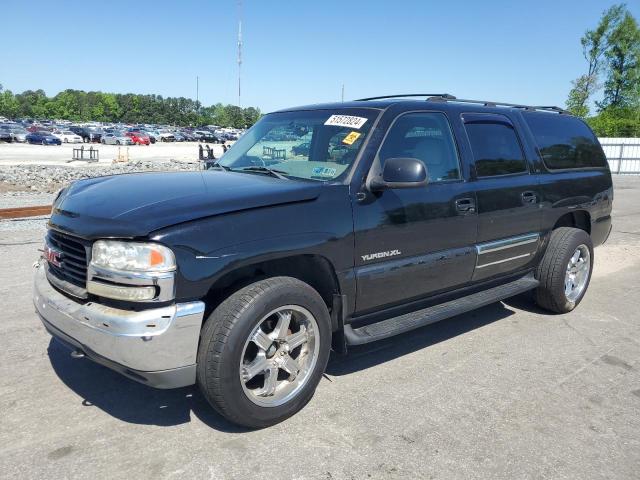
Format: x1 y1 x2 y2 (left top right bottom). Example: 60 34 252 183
523 112 607 169
463 115 527 177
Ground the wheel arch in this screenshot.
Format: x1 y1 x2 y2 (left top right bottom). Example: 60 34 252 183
201 254 342 330
552 210 591 234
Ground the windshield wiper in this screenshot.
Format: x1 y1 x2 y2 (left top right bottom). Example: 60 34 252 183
236 166 290 180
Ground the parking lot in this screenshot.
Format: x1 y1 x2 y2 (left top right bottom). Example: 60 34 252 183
0 142 206 167
0 176 638 479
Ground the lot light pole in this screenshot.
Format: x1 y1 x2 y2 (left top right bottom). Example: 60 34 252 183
237 0 243 108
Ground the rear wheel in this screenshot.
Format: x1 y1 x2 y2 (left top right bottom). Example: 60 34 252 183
197 276 331 428
535 227 593 313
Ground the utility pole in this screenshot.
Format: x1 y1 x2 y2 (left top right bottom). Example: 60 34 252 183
341 84 345 102
237 0 243 108
196 76 199 107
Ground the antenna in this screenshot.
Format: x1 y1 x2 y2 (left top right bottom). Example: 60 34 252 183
237 0 243 108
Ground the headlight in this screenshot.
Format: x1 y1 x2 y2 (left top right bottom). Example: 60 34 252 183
91 240 176 272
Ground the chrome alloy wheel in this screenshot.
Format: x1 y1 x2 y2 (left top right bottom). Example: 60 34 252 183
565 245 590 302
240 305 319 407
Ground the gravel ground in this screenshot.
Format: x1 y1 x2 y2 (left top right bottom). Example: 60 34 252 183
0 176 638 479
0 159 202 193
0 192 55 208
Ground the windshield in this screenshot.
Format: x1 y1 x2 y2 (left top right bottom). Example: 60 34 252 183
215 108 379 181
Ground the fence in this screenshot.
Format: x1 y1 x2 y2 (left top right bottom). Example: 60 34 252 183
599 138 640 174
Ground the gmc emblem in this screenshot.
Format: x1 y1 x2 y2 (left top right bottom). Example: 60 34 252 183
43 244 63 268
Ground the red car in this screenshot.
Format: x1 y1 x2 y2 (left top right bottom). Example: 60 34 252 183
125 132 150 145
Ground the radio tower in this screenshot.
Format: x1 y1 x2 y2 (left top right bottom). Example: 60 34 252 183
237 0 243 108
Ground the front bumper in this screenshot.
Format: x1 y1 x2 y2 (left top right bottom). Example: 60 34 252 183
33 262 205 388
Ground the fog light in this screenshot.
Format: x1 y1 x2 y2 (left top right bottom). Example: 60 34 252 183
87 281 156 301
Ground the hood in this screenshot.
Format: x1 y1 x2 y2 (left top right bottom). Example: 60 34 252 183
50 170 322 239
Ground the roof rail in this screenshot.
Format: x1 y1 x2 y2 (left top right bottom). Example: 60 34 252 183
354 93 457 101
355 94 569 114
425 96 570 114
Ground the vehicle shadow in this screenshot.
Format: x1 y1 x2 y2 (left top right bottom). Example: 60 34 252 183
46 339 249 433
326 298 522 376
47 295 534 430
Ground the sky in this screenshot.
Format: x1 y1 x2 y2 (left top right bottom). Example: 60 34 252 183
1 0 639 113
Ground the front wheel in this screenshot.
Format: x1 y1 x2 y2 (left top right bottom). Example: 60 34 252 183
535 227 594 313
197 277 331 428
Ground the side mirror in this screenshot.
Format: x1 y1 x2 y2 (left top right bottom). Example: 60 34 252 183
369 157 428 191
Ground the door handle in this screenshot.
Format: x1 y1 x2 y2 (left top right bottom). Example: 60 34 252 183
521 191 537 204
455 197 476 214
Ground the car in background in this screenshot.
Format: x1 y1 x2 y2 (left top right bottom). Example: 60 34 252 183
180 131 197 142
101 132 134 145
52 130 83 143
157 130 175 142
0 128 13 143
139 130 158 143
69 126 102 143
175 132 189 142
125 131 150 145
195 130 221 143
0 125 29 142
25 131 62 145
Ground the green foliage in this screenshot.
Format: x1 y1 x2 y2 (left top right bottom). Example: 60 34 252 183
587 107 640 137
566 4 626 115
600 11 640 109
568 4 640 136
0 86 262 128
566 75 597 117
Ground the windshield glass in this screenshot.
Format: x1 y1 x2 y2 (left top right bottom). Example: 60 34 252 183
216 108 379 181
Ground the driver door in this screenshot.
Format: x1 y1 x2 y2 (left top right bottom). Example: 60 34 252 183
352 111 478 314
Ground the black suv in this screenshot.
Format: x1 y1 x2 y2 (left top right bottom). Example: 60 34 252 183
34 94 612 428
69 126 102 143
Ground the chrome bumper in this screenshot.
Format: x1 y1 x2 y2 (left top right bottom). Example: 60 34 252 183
33 262 205 389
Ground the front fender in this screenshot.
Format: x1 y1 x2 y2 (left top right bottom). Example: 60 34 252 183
150 186 355 302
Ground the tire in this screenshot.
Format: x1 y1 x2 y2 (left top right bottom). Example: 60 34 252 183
64 139 68 143
197 276 331 428
41 140 46 146
535 227 593 313
116 140 120 145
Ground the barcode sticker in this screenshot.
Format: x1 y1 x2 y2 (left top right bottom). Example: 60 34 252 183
324 115 368 129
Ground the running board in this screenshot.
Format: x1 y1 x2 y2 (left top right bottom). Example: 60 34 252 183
344 273 539 345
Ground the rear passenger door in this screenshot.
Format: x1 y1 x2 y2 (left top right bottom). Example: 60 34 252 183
462 113 542 281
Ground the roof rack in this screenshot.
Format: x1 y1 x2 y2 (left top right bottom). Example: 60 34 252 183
354 93 457 101
355 94 569 114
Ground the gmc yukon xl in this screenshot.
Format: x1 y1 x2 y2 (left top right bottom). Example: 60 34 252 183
33 94 613 428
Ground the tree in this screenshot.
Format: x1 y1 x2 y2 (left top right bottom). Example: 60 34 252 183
566 4 624 116
0 84 261 127
566 75 598 117
242 107 261 126
600 11 640 109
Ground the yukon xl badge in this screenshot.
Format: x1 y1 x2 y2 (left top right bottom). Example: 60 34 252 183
361 250 402 262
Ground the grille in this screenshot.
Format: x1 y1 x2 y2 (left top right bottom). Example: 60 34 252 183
46 230 89 289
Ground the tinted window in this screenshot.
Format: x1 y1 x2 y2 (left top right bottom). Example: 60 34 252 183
523 112 607 169
378 112 460 182
464 117 527 177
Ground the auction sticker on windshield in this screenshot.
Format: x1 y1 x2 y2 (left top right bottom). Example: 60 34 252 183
342 131 361 145
324 115 368 129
